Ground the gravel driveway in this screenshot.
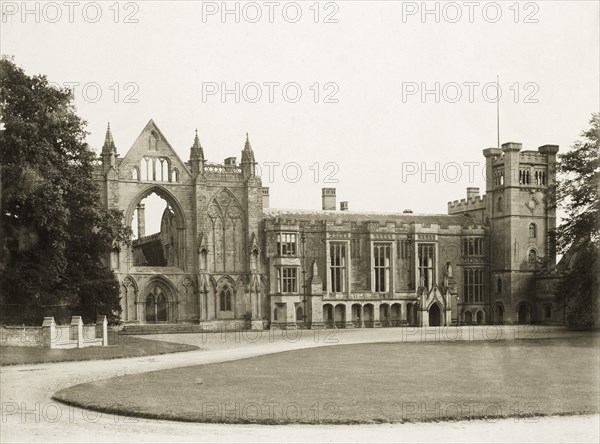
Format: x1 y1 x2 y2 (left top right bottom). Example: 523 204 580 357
1 326 598 443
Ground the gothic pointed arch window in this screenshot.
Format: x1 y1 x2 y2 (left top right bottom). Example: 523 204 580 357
219 286 232 312
528 249 538 268
131 166 139 181
529 223 537 239
145 285 168 322
149 130 159 151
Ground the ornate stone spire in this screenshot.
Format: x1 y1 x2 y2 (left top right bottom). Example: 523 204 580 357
241 132 256 179
189 129 205 176
101 122 116 155
241 132 256 166
190 129 205 161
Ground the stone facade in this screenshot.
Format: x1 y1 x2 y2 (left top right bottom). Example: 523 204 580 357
95 121 561 329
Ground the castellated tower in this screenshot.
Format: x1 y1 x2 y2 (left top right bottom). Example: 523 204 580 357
483 142 558 324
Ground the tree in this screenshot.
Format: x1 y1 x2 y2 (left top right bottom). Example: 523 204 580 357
554 113 600 328
0 57 130 324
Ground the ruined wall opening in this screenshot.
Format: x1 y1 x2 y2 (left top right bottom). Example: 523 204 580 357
129 189 183 267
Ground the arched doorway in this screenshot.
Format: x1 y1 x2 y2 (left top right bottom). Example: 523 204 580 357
296 305 304 326
144 282 173 323
390 304 401 327
334 304 346 328
476 310 483 325
323 304 334 328
428 303 441 326
495 304 504 324
146 295 156 322
517 303 531 324
379 304 390 327
351 304 362 327
363 304 374 327
464 310 473 324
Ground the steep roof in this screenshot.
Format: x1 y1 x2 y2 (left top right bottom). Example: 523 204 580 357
263 208 482 229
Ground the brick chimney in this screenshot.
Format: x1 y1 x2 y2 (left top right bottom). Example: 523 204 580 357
467 187 480 200
322 188 336 211
340 201 349 211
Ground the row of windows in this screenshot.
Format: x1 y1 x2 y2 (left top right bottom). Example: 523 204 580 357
276 233 297 256
494 169 547 187
463 238 484 256
131 157 180 183
520 169 546 186
274 242 437 295
494 171 505 186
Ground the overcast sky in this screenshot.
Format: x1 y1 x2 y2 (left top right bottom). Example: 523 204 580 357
2 1 599 215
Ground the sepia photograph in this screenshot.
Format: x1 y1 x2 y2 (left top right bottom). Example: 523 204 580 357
0 1 599 443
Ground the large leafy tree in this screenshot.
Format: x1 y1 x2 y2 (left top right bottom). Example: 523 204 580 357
554 113 600 328
0 57 129 324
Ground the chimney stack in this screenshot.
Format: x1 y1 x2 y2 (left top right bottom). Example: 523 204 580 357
340 201 349 211
467 187 480 200
322 188 336 211
261 187 270 209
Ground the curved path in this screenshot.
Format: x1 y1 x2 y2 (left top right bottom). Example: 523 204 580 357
1 326 598 443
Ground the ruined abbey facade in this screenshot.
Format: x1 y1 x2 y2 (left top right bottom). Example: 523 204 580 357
94 120 561 329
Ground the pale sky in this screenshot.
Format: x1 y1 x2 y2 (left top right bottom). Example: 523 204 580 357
2 1 599 217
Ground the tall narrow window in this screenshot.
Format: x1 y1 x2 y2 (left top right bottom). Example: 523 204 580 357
219 287 232 311
529 223 537 238
330 242 347 293
418 243 435 290
497 196 503 212
374 243 391 292
278 267 297 293
277 233 297 256
463 269 484 302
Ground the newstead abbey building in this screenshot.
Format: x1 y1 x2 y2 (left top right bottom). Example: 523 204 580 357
95 120 561 330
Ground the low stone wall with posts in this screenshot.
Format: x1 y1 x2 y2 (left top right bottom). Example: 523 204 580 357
1 316 108 349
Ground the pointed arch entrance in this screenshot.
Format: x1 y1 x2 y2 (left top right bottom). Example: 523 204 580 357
517 303 531 324
143 279 176 323
428 303 442 326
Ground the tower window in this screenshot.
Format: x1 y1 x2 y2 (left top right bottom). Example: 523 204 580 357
497 196 503 212
497 277 502 293
528 249 538 268
529 223 537 239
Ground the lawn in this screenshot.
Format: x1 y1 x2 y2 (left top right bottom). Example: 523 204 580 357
52 334 600 424
0 332 198 366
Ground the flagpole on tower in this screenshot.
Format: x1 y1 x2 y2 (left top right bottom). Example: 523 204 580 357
497 75 500 148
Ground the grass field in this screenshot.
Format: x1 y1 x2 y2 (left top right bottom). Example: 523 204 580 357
52 334 600 424
0 333 198 366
